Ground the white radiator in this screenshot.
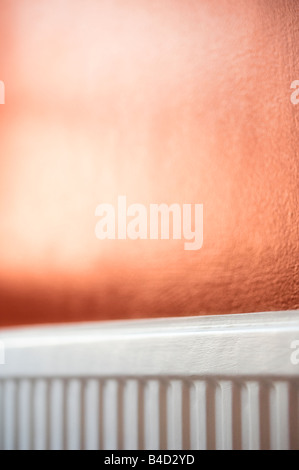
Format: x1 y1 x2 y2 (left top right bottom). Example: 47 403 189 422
0 310 299 450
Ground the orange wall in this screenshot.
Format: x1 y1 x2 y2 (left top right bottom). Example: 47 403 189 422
0 0 298 326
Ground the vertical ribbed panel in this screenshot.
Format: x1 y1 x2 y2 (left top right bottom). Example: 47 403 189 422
123 379 139 450
103 379 119 450
33 380 48 450
84 379 100 450
144 379 160 450
50 379 64 450
167 380 183 449
241 381 260 450
190 380 207 450
0 378 298 450
270 381 289 450
66 379 82 450
3 380 17 450
215 380 233 450
18 380 32 450
0 380 3 450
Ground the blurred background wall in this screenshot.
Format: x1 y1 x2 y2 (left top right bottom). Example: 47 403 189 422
0 0 298 327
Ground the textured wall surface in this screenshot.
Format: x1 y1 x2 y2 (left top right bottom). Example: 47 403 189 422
0 0 298 326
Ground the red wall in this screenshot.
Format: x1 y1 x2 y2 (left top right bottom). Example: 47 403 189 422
0 0 298 327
